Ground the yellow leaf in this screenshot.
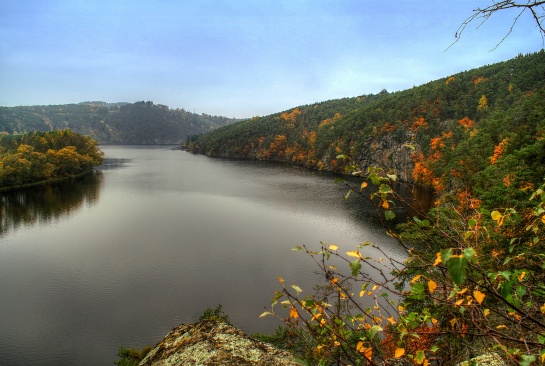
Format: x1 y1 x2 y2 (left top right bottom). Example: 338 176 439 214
398 305 405 312
431 318 438 325
423 359 429 366
473 290 486 304
356 341 364 353
428 280 437 294
361 181 368 190
455 299 464 306
387 317 396 325
491 210 503 221
360 290 365 297
433 252 442 266
540 303 545 314
289 307 299 319
411 275 422 284
382 200 389 209
541 352 545 363
541 215 545 225
329 244 338 251
334 341 341 347
372 285 378 291
278 276 284 284
496 324 508 330
346 251 361 258
484 309 490 317
457 288 468 295
395 348 405 358
518 271 526 281
330 277 339 284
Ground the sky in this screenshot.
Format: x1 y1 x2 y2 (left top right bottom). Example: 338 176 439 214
0 1 543 118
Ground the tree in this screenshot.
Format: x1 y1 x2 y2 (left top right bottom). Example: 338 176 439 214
452 1 545 50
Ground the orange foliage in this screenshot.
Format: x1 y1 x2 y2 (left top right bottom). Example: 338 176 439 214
409 117 428 132
456 189 482 211
382 325 441 363
457 117 475 130
445 76 455 85
281 108 301 127
412 152 434 186
472 76 488 85
380 122 397 134
430 137 444 150
490 138 508 164
319 113 342 128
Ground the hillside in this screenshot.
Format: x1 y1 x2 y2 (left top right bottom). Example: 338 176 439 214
0 101 241 144
185 51 545 208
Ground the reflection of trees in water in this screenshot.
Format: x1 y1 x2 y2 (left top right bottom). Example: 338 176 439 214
0 171 102 236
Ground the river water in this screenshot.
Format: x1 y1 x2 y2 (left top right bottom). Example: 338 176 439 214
0 145 404 365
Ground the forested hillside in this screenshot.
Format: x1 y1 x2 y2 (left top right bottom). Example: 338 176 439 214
186 51 545 208
244 51 545 365
0 101 240 144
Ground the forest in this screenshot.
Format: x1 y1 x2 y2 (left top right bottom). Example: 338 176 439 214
0 101 240 145
0 129 104 190
184 51 545 365
185 51 545 209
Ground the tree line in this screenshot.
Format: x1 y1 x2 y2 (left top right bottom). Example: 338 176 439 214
0 101 241 145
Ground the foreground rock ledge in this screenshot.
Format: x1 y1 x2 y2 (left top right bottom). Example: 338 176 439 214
139 320 299 366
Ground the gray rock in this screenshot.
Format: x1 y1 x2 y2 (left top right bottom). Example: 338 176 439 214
139 320 300 366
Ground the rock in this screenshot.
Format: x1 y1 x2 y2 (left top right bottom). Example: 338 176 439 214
457 352 507 366
139 320 300 366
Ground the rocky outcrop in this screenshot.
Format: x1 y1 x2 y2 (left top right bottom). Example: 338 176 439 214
354 133 417 183
139 320 299 366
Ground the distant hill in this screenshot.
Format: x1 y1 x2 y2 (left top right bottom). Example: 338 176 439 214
185 51 545 208
0 101 241 144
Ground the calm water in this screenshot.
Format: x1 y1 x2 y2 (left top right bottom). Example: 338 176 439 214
0 145 403 365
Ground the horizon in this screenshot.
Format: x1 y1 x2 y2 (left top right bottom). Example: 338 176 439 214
1 1 543 118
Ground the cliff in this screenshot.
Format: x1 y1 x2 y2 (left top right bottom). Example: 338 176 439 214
138 320 299 366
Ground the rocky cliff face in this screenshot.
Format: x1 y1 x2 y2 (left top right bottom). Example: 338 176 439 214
139 320 299 366
354 133 417 182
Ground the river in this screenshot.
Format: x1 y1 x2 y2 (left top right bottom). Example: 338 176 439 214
0 145 404 365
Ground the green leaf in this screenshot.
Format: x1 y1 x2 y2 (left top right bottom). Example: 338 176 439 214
367 325 383 341
344 191 351 201
387 173 397 181
441 248 453 264
463 247 477 263
409 282 425 300
292 246 303 251
516 285 527 298
479 208 491 216
379 184 393 194
415 350 426 364
447 255 468 286
350 259 362 277
519 355 536 366
468 218 477 228
385 210 396 220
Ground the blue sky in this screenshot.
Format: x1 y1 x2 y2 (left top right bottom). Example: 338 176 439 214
0 1 543 118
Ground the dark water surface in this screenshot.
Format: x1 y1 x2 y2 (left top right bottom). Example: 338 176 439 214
0 145 403 365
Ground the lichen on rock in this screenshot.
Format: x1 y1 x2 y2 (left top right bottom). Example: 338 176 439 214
138 320 300 366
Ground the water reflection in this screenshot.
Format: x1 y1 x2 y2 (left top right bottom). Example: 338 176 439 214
0 172 103 237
